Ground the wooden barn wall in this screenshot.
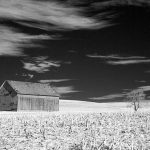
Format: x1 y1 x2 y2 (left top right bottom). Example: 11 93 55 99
0 95 18 111
17 95 59 111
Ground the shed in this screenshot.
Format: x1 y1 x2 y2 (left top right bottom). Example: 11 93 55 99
0 80 59 111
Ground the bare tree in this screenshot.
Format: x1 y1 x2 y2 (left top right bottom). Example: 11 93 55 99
126 88 145 111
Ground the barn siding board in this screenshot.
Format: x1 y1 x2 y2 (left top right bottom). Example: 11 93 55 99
17 94 59 111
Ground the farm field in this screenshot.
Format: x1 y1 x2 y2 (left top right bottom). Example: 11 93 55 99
59 99 150 112
1 111 150 149
0 100 150 150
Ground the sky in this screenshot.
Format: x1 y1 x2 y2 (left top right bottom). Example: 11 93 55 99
0 0 150 102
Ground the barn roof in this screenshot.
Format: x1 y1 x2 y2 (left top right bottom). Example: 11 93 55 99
1 80 59 97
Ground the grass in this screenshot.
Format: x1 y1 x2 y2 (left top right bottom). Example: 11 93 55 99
0 111 150 149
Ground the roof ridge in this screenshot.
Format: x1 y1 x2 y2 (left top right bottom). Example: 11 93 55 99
1 80 59 97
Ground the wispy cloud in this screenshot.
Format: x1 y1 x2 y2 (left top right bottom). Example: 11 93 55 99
125 86 150 98
124 86 149 100
87 54 146 60
39 79 79 96
138 86 150 92
0 1 114 57
21 73 34 79
16 73 34 79
89 93 124 101
54 86 80 96
0 0 108 30
22 56 61 73
0 26 49 56
0 0 148 57
107 59 150 65
87 54 150 65
135 80 146 83
39 79 73 83
92 0 150 9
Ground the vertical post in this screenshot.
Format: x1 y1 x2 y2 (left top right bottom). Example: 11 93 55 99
17 95 20 111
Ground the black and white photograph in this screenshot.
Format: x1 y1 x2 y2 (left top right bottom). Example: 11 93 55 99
0 0 150 149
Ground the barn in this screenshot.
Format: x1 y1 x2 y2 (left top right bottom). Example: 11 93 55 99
0 80 59 111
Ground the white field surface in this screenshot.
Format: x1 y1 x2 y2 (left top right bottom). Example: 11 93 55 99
0 100 150 149
59 99 150 113
0 99 150 115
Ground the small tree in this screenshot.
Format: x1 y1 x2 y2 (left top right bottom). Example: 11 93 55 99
126 88 145 111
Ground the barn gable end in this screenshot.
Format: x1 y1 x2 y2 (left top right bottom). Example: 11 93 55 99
0 81 17 97
0 80 59 111
0 82 18 111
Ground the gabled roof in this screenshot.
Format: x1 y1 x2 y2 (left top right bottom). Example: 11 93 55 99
1 80 59 97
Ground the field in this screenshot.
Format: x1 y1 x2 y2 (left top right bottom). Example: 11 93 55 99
0 111 150 150
59 100 150 112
